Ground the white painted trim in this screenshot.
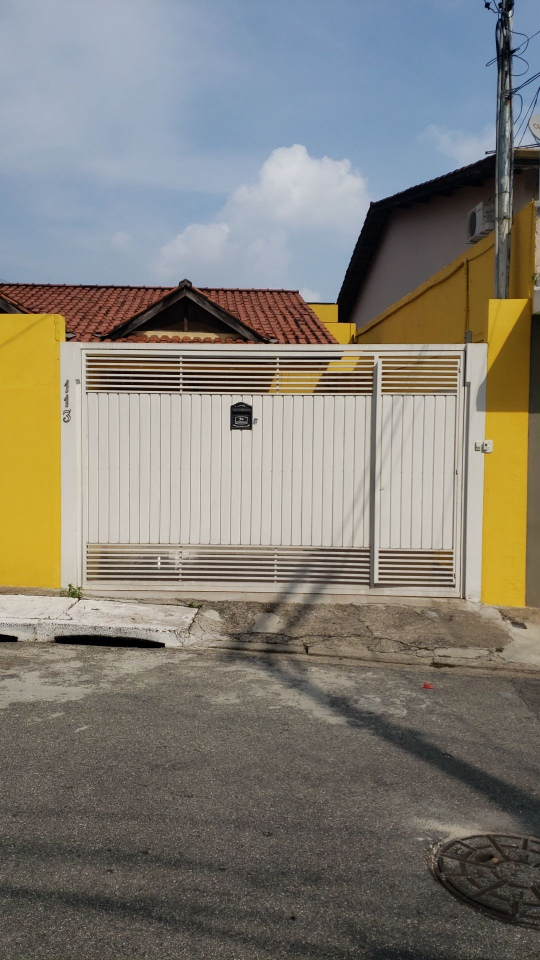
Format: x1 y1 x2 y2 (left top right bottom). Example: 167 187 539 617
68 341 468 361
451 353 465 597
80 580 460 598
370 358 381 586
60 344 83 590
462 343 488 602
81 349 90 589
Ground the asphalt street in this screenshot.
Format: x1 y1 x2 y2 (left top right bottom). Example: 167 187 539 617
0 642 540 959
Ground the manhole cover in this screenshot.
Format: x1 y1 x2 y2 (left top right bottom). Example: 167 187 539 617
430 834 540 927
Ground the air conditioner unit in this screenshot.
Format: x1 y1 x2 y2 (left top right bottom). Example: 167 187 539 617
467 201 495 244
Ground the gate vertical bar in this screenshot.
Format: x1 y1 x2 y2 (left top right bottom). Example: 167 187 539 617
370 356 382 587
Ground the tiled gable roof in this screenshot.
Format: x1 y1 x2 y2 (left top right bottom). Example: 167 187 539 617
0 283 336 345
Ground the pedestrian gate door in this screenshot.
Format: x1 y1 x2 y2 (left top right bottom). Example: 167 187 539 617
73 345 471 595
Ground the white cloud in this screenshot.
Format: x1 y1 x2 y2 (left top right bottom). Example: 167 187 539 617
155 145 370 287
421 124 495 166
299 288 322 302
158 223 231 280
227 144 368 232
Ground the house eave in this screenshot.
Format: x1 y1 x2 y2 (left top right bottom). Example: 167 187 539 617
0 294 25 314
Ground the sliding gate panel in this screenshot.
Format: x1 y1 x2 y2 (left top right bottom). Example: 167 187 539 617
81 346 464 593
85 392 372 585
85 393 372 547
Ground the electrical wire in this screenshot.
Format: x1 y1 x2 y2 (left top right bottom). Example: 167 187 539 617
515 95 532 140
516 85 540 145
512 54 530 78
488 48 529 74
513 92 524 125
513 70 540 95
482 2 540 147
513 27 540 55
515 88 535 139
486 26 535 66
516 84 540 140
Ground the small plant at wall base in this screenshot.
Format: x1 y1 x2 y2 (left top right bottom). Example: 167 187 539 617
60 584 82 599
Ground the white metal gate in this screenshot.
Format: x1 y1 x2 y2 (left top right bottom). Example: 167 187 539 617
61 343 486 596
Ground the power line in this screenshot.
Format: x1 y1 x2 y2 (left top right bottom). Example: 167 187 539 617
514 92 524 124
511 54 530 79
515 86 536 138
513 26 540 55
513 69 540 94
483 4 540 147
516 85 540 145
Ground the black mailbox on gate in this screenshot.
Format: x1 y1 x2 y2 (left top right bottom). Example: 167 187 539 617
230 402 253 430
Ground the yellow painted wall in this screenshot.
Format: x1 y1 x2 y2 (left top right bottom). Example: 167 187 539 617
355 202 535 346
482 300 531 605
322 321 356 344
0 314 64 588
309 303 356 343
309 303 338 324
355 202 536 606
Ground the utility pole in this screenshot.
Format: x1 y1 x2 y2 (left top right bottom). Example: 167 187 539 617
494 0 514 299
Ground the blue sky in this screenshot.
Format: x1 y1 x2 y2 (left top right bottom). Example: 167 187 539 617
0 0 538 299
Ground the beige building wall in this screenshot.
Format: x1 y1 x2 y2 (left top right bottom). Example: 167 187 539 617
352 167 538 329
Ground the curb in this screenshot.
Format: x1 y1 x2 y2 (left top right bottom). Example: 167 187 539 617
0 619 197 648
1 629 539 674
0 597 199 649
1 594 538 675
198 639 540 675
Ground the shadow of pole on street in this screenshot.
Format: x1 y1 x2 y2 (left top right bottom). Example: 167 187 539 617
217 651 540 838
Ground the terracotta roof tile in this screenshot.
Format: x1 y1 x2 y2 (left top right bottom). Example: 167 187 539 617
0 283 336 345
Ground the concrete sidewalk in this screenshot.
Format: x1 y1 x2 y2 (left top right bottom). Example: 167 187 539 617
0 592 539 673
0 595 198 647
190 596 540 672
